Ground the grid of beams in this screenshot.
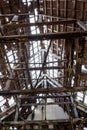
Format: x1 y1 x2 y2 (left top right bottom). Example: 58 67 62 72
0 0 87 130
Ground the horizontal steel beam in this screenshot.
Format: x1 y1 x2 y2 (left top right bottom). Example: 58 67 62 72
13 66 64 71
21 102 72 107
20 129 54 130
19 95 71 99
1 118 87 126
0 31 87 42
0 87 87 96
0 13 30 17
0 120 71 126
4 19 76 29
0 76 65 80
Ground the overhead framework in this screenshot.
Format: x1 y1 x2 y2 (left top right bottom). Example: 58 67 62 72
0 0 87 130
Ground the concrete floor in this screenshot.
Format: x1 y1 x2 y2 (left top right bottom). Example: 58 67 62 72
27 99 69 121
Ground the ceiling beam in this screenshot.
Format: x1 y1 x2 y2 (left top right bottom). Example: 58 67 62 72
13 66 64 71
1 118 87 126
19 95 71 99
0 105 16 120
4 19 76 29
0 87 87 96
0 31 87 42
21 102 72 107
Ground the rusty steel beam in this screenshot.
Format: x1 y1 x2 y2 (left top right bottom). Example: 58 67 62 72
1 118 87 126
0 120 71 126
0 76 65 80
13 66 64 71
0 105 16 120
76 100 87 113
0 13 31 17
0 31 87 42
19 95 71 99
0 87 87 96
0 32 84 42
0 60 66 65
21 102 72 107
20 129 54 130
4 19 76 29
